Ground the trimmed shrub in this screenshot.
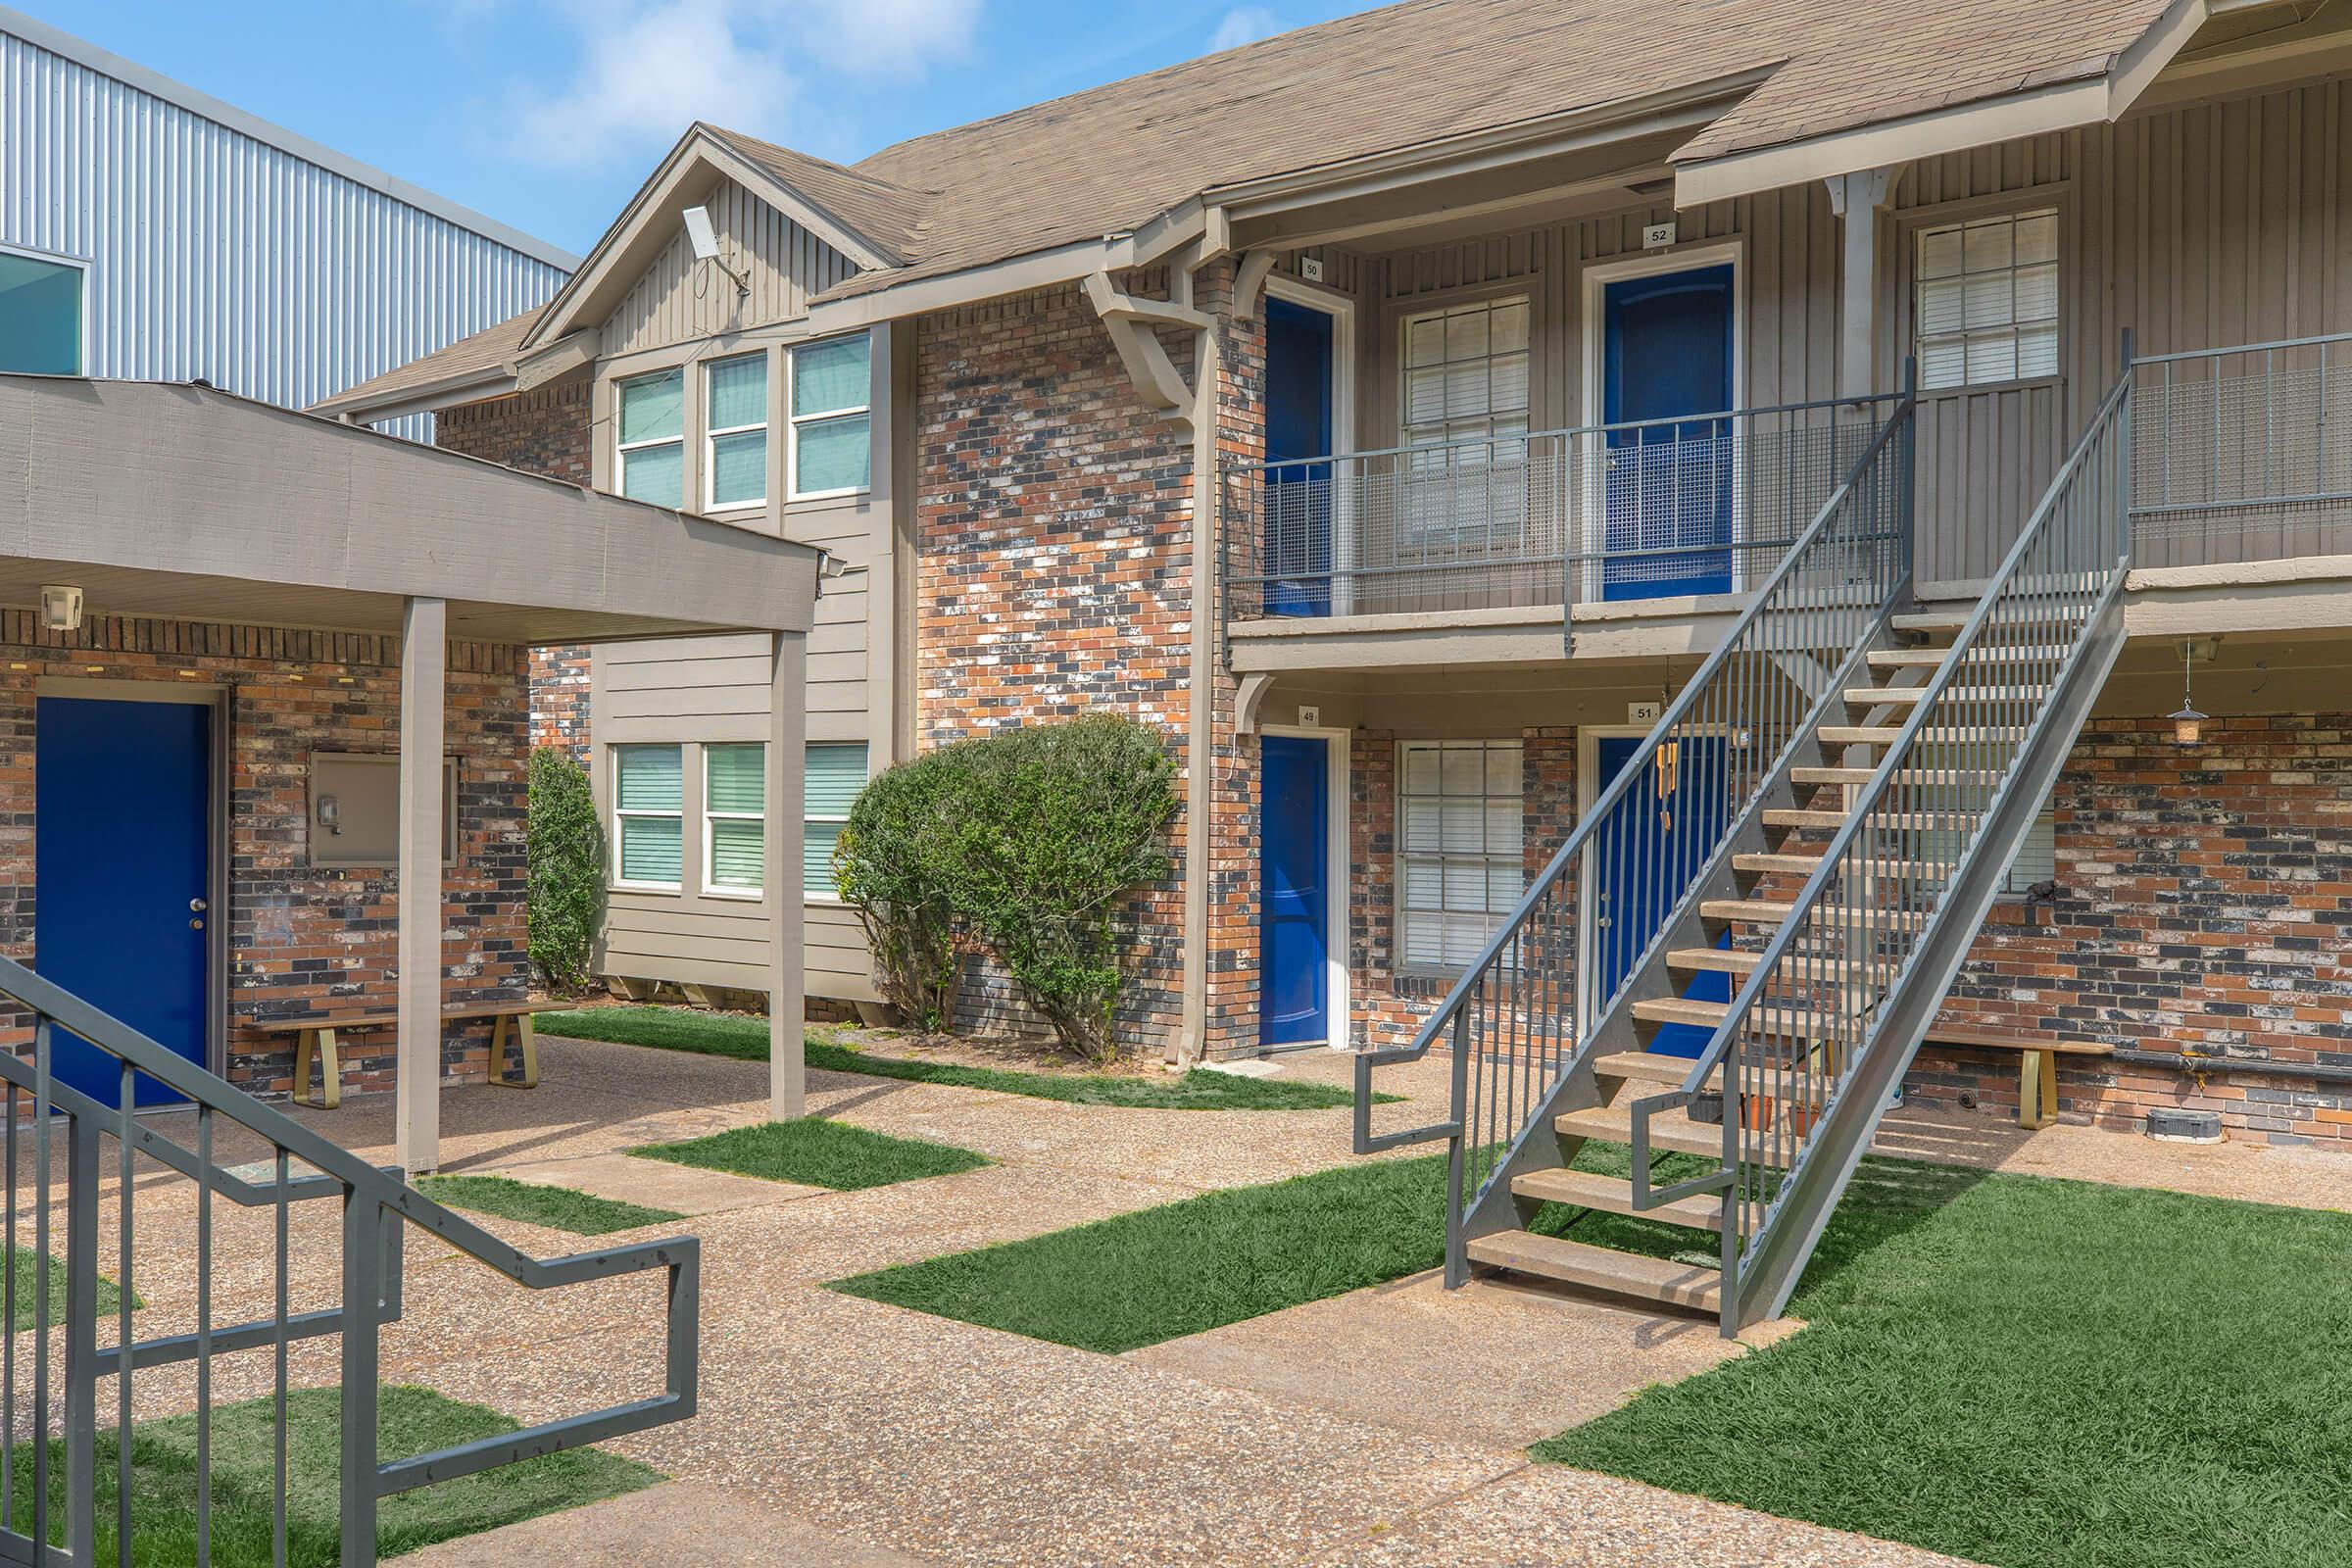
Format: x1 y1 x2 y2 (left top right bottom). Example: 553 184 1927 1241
832 748 961 1033
930 715 1179 1061
526 747 607 990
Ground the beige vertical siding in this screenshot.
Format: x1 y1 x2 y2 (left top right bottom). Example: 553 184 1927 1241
603 176 863 356
592 636 879 1003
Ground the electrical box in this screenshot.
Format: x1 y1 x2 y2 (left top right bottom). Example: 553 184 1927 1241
308 753 459 868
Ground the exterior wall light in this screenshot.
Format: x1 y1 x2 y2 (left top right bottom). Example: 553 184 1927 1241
2170 637 2213 747
38 585 82 632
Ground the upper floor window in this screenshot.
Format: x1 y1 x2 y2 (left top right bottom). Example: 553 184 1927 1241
1401 297 1530 453
0 247 85 375
705 353 768 511
1915 210 2057 392
616 368 685 506
790 334 871 499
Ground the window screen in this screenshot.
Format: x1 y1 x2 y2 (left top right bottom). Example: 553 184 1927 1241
706 353 768 510
617 369 685 506
705 743 765 893
613 744 684 887
790 335 871 497
805 743 868 896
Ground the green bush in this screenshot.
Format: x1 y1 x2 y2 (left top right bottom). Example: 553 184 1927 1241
832 748 961 1033
834 716 1179 1061
931 715 1178 1061
525 747 607 990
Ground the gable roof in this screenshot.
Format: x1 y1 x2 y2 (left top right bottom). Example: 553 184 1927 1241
323 0 2196 416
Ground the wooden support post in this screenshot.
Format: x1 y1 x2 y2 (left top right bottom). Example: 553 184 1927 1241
766 630 808 1121
396 595 446 1175
1826 164 1904 402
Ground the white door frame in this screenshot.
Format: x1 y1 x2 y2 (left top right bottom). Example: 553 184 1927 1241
1264 273 1358 616
1578 241 1747 602
1258 723 1351 1053
1574 722 1656 1033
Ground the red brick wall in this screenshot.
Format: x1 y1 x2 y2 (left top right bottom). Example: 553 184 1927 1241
434 376 595 765
914 278 1204 1049
1920 712 2352 1142
0 612 529 1099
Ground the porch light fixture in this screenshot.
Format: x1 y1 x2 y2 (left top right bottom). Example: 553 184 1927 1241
38 585 82 632
2169 637 2210 747
682 205 750 297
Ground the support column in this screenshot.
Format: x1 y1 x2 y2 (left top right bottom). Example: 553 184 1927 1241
396 596 447 1175
1826 164 1905 401
765 631 808 1120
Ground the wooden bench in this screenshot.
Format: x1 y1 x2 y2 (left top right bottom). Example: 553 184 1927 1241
1920 1025 2113 1129
250 1000 581 1110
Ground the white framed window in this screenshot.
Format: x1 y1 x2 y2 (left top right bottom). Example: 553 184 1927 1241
0 244 86 375
789 334 872 499
703 743 766 897
1398 297 1532 552
616 368 685 506
805 742 869 897
1915 741 2057 896
1397 740 1524 971
704 352 768 511
612 744 684 890
1915 209 2058 392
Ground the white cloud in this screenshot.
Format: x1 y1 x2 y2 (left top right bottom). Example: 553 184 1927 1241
1208 5 1279 52
502 0 981 172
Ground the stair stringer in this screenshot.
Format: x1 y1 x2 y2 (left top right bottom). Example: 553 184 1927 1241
1725 587 2128 1330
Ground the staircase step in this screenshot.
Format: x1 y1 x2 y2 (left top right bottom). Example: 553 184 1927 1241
1866 644 2071 669
1556 1102 1725 1158
1791 765 2007 787
1664 947 1895 982
1701 898 1933 930
1817 724 2032 747
1764 808 1976 830
1633 997 1847 1034
1509 1167 1724 1231
1465 1230 1723 1311
1735 851 1950 877
1891 610 1969 633
1845 685 2048 707
1592 1050 1811 1099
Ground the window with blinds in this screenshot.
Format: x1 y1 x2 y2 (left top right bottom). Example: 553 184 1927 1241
805 743 868 897
1398 297 1532 554
790 334 871 499
705 353 768 511
1397 740 1524 971
1915 209 2058 392
616 369 684 506
1912 741 2056 895
612 745 683 888
704 744 765 895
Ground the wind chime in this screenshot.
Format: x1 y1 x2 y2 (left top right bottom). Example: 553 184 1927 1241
1654 680 1679 830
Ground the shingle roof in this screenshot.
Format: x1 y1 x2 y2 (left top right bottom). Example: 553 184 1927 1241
318 304 544 413
324 0 2177 412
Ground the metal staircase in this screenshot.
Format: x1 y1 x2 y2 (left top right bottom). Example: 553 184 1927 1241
1356 355 2134 1335
0 954 698 1566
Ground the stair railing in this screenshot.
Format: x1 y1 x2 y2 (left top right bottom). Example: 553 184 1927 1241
1642 357 2134 1333
0 954 698 1567
1354 376 1916 1285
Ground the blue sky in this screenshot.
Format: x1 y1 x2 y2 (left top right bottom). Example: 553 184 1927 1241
27 0 1361 259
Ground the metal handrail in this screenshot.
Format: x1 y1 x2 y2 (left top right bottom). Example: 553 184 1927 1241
0 953 698 1566
1651 362 2133 1331
1352 376 1918 1275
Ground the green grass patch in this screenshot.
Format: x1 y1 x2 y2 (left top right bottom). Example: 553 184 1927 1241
633 1117 990 1191
537 1005 1394 1110
832 1152 1453 1351
3 1246 133 1332
416 1174 684 1237
7 1383 658 1565
1534 1157 2352 1568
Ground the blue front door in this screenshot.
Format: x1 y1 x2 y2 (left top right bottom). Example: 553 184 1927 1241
1593 733 1731 1058
1259 735 1330 1048
1263 296 1336 616
36 698 212 1107
1603 264 1735 601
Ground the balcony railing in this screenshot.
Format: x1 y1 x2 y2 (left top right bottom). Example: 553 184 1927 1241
1221 395 1898 625
2132 330 2352 567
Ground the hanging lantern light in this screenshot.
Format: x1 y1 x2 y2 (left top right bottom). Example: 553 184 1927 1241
2169 638 2207 747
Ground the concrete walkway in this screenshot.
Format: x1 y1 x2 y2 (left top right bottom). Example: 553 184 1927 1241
41 1034 2334 1566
